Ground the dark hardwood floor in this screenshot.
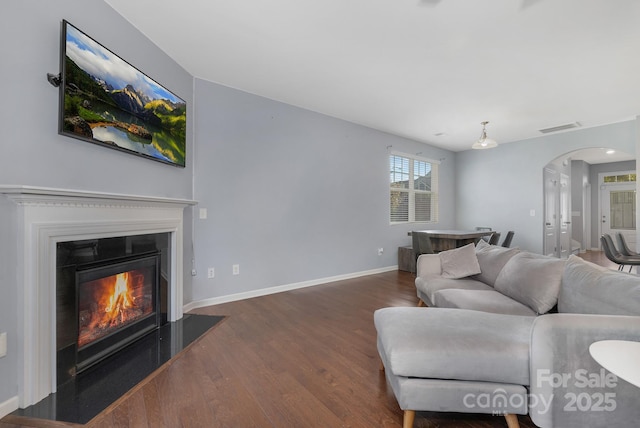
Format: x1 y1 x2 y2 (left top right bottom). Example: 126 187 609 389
1 251 611 428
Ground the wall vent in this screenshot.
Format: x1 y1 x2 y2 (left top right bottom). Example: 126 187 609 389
539 122 581 134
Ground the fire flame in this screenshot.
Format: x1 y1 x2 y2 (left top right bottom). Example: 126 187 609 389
104 272 135 325
78 269 152 348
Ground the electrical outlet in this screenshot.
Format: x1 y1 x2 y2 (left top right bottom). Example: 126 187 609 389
199 208 208 219
0 332 6 358
207 267 215 279
378 247 384 255
232 264 240 275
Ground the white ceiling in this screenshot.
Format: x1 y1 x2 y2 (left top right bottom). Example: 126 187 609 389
566 147 634 165
105 0 640 155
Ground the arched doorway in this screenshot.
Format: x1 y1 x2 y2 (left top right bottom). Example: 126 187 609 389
543 148 635 258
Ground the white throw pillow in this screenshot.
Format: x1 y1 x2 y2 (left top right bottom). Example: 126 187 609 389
439 243 482 279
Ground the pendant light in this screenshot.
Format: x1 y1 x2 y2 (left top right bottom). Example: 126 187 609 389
472 121 498 149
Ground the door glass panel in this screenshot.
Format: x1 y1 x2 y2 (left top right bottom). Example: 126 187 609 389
610 190 636 230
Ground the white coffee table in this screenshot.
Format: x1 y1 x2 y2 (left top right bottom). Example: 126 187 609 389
589 340 640 388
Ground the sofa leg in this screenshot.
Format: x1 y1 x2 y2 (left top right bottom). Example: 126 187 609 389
403 410 415 428
417 299 425 307
504 413 520 428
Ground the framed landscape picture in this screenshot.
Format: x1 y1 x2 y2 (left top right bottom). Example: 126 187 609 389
59 20 186 167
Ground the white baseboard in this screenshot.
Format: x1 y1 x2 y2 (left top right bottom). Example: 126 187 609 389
0 395 19 419
183 265 398 312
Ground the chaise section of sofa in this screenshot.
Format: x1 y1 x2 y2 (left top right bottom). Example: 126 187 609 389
375 307 532 426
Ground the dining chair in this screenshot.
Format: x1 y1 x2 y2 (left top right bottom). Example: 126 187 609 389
616 233 639 256
488 232 501 246
476 227 492 242
501 231 515 248
601 234 640 272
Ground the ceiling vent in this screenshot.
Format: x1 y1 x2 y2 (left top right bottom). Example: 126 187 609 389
539 122 581 134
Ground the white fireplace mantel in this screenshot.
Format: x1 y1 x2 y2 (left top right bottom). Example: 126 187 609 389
0 185 197 206
0 185 197 408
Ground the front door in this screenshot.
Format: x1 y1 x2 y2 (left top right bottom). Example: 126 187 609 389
601 175 636 252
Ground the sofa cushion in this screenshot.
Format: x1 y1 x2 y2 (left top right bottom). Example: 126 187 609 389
559 255 640 315
374 307 534 385
473 241 520 287
439 243 481 279
433 288 537 316
494 252 565 315
415 276 493 306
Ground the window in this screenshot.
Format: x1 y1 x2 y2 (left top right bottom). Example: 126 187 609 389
610 190 636 230
604 173 636 183
389 153 439 223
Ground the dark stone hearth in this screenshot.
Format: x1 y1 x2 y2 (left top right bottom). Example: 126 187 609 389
11 314 224 425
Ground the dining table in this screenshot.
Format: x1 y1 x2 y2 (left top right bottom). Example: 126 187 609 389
408 229 494 252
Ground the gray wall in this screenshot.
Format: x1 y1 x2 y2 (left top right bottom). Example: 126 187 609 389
0 0 193 408
0 1 193 197
456 121 637 253
190 79 456 301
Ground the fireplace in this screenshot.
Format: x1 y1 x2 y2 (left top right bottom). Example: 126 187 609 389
0 185 196 409
56 235 168 385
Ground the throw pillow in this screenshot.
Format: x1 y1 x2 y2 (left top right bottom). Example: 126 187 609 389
494 252 565 314
473 242 520 287
476 239 490 250
439 243 482 279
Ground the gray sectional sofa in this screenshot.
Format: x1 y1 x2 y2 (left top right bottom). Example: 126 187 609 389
375 241 640 428
414 240 565 316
